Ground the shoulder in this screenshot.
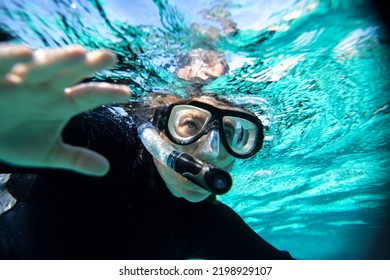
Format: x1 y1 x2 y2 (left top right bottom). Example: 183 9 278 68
63 104 146 176
190 200 295 259
62 105 140 161
63 105 138 146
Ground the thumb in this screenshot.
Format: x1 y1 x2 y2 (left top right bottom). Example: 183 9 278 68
46 142 110 176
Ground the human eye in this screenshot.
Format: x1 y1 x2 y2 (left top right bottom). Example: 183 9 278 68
224 124 235 141
177 117 203 137
223 120 244 147
183 119 199 130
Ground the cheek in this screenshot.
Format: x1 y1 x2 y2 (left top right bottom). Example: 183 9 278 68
223 159 235 172
153 158 182 195
154 158 180 182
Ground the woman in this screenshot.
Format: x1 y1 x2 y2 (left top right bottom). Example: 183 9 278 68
0 44 293 259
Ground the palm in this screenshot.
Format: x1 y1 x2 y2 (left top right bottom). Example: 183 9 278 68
0 44 131 175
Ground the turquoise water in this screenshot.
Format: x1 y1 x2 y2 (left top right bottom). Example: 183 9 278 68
1 0 389 259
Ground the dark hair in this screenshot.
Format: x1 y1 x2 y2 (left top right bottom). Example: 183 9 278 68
120 92 180 122
119 91 246 122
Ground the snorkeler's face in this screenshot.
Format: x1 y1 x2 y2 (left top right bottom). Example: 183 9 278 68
154 97 238 202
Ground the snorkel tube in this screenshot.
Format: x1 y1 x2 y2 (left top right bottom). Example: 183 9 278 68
137 122 232 195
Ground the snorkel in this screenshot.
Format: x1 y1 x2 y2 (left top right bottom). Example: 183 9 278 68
137 122 232 195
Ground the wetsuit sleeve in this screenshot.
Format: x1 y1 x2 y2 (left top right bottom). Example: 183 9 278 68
186 202 294 260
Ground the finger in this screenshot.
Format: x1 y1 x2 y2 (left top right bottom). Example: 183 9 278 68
50 49 117 89
85 49 117 73
11 45 87 84
65 82 131 114
0 44 33 78
46 142 111 176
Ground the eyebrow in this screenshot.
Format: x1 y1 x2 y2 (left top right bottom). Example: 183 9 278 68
180 110 208 120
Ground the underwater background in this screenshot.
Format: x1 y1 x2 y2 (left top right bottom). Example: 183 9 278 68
0 0 389 259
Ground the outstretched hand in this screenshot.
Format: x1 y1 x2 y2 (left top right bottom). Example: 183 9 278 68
0 44 131 176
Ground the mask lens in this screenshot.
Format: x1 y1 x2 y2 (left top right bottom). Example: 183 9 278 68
168 105 212 144
222 116 259 156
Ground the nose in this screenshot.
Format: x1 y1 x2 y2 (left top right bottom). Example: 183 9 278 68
194 129 220 160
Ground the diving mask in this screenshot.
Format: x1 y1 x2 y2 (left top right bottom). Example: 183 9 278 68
153 100 264 159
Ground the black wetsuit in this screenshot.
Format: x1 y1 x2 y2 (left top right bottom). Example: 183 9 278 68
0 106 293 260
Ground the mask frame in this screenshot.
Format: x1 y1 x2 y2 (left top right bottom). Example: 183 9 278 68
153 100 264 159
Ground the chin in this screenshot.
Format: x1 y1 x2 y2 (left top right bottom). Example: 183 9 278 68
182 193 211 203
179 181 211 203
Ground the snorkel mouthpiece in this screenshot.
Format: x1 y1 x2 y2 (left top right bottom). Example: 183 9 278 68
138 122 232 195
167 151 232 195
